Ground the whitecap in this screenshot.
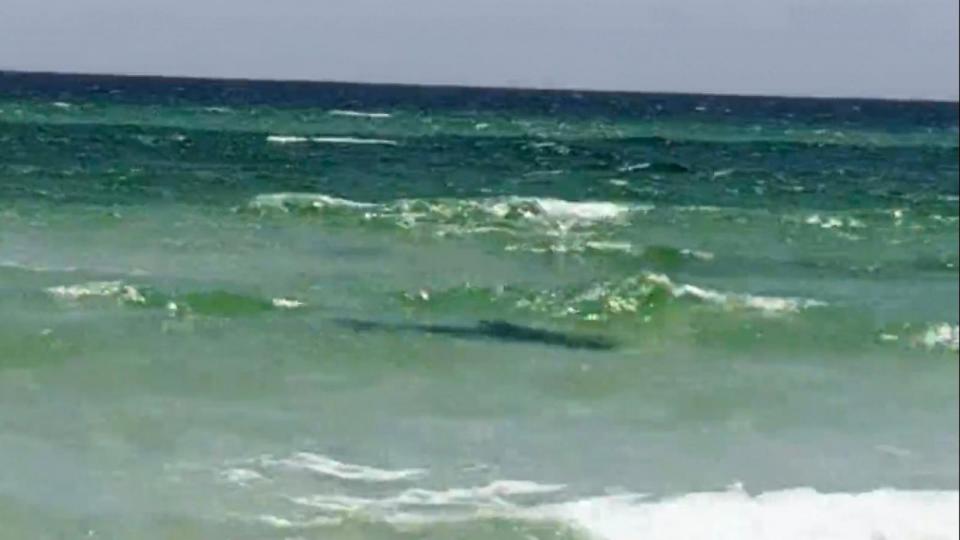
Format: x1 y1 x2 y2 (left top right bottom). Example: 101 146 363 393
629 273 825 314
220 468 266 486
266 135 310 144
804 214 845 229
246 193 642 243
619 162 651 172
784 212 870 232
310 136 398 146
255 514 339 528
254 483 958 539
271 297 306 309
259 452 425 482
585 241 634 253
531 488 958 540
46 281 145 304
919 323 959 352
680 248 715 261
288 480 565 514
392 480 566 507
530 198 631 222
652 273 826 314
738 294 827 313
328 109 392 119
290 494 374 513
249 192 376 211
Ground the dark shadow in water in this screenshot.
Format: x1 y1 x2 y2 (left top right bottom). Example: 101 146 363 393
335 318 617 351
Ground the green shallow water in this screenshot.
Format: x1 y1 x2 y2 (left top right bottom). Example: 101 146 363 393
0 73 958 539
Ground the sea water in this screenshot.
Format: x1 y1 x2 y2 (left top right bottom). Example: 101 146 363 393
0 72 958 539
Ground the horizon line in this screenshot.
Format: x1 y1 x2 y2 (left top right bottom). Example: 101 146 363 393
2 68 958 106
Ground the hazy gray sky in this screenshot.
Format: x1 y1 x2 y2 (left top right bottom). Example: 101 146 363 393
1 0 957 100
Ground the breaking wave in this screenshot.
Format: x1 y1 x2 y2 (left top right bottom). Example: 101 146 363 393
245 193 642 254
247 193 635 225
212 453 958 540
529 487 958 540
404 272 827 323
328 109 393 119
266 135 398 145
46 281 306 317
255 452 426 482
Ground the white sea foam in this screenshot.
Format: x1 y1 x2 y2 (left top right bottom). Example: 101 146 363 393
271 297 306 309
220 468 266 486
248 192 376 211
919 323 959 352
290 480 565 515
259 452 425 482
46 281 145 304
255 514 339 528
585 241 634 253
529 198 631 222
267 134 399 145
311 136 398 145
680 248 716 261
391 480 565 507
266 135 310 144
256 483 959 540
646 273 826 314
619 162 651 172
532 488 959 540
480 198 635 227
328 109 392 119
803 214 865 230
290 494 375 513
248 193 638 229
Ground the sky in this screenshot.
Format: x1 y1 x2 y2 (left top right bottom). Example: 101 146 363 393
1 0 957 100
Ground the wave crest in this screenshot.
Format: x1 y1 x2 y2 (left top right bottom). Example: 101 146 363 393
266 135 398 145
328 109 392 119
917 323 960 352
208 453 959 539
257 452 425 482
406 273 826 323
248 193 634 225
46 281 306 317
532 487 958 540
46 280 146 303
245 194 640 255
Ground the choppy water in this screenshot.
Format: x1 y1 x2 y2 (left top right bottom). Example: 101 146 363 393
1 72 958 539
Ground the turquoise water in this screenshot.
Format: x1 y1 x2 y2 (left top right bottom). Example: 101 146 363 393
1 72 958 539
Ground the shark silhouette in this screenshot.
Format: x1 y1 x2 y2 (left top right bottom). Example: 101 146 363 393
335 318 616 351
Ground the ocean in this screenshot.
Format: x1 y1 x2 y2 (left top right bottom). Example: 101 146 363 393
0 71 958 539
